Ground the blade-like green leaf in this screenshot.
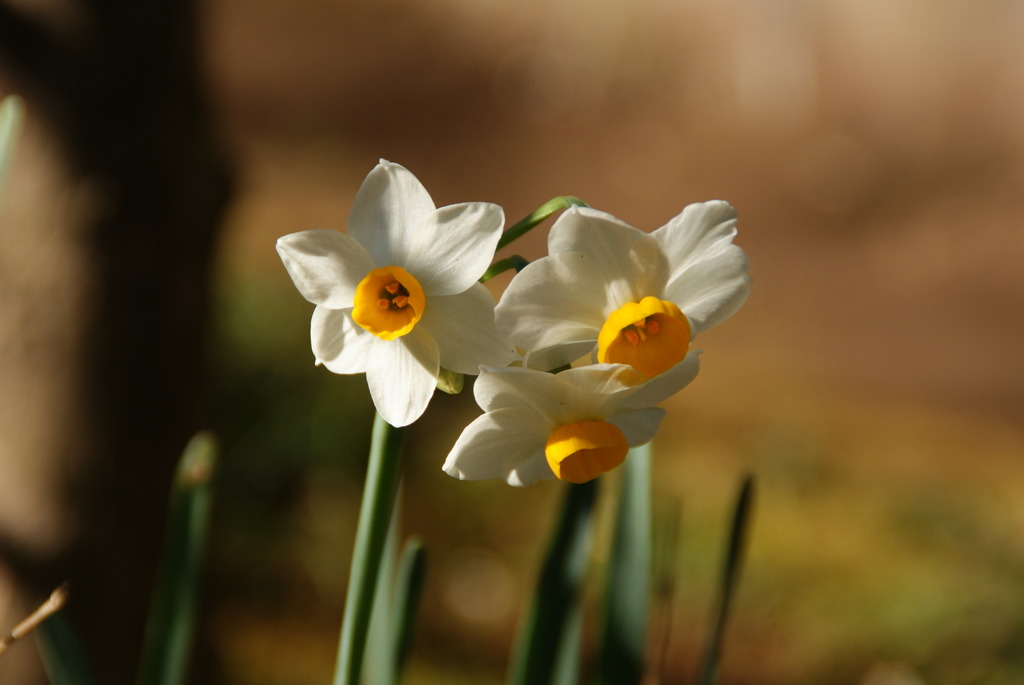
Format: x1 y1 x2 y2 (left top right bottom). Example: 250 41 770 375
136 432 218 685
0 94 24 205
649 501 682 685
363 508 425 685
509 480 598 685
391 537 426 674
595 443 652 685
37 613 95 685
696 474 756 685
551 597 584 685
333 413 405 685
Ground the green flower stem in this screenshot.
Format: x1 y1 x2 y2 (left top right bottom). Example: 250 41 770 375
363 500 400 685
480 255 531 283
510 480 598 685
497 196 589 251
333 413 406 685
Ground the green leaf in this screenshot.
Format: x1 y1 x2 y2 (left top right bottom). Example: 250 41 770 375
333 413 406 685
0 94 24 204
363 509 425 685
136 432 218 685
509 480 598 685
391 537 426 674
648 500 682 684
594 443 652 685
497 197 589 251
696 474 756 685
37 613 95 685
551 598 584 685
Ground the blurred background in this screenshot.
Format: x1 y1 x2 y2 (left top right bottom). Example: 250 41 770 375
2 0 1023 683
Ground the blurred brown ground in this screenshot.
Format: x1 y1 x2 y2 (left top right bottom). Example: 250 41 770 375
3 0 1024 683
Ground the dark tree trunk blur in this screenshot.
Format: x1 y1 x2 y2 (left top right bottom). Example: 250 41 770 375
0 0 231 682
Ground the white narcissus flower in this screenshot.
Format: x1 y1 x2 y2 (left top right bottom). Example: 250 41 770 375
277 160 516 427
495 203 750 377
442 355 699 486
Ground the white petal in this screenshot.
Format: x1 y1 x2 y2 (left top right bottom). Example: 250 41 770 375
651 201 740 269
628 235 671 303
348 160 436 268
507 456 557 487
277 230 375 308
524 341 596 372
405 203 504 295
495 254 607 353
662 247 751 333
548 206 645 255
311 307 377 374
473 366 603 429
607 407 666 446
552 364 641 420
364 326 440 427
548 207 664 306
471 364 664 436
419 283 515 374
476 364 631 426
619 349 701 409
442 407 551 485
652 201 751 333
557 363 636 396
473 366 561 416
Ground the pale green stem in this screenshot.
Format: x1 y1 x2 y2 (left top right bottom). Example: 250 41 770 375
480 255 530 283
333 413 406 685
497 196 589 251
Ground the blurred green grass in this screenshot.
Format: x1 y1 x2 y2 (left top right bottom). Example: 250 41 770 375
204 262 1024 685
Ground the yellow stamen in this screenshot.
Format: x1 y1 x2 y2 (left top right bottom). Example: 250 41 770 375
353 266 426 340
597 296 691 377
545 420 629 483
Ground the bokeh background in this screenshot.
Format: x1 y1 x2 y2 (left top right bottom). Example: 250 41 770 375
2 0 1024 683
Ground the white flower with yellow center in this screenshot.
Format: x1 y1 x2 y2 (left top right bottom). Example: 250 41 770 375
495 202 750 377
277 160 515 427
442 355 699 486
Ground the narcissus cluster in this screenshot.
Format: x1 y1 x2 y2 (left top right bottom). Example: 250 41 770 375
278 160 750 484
